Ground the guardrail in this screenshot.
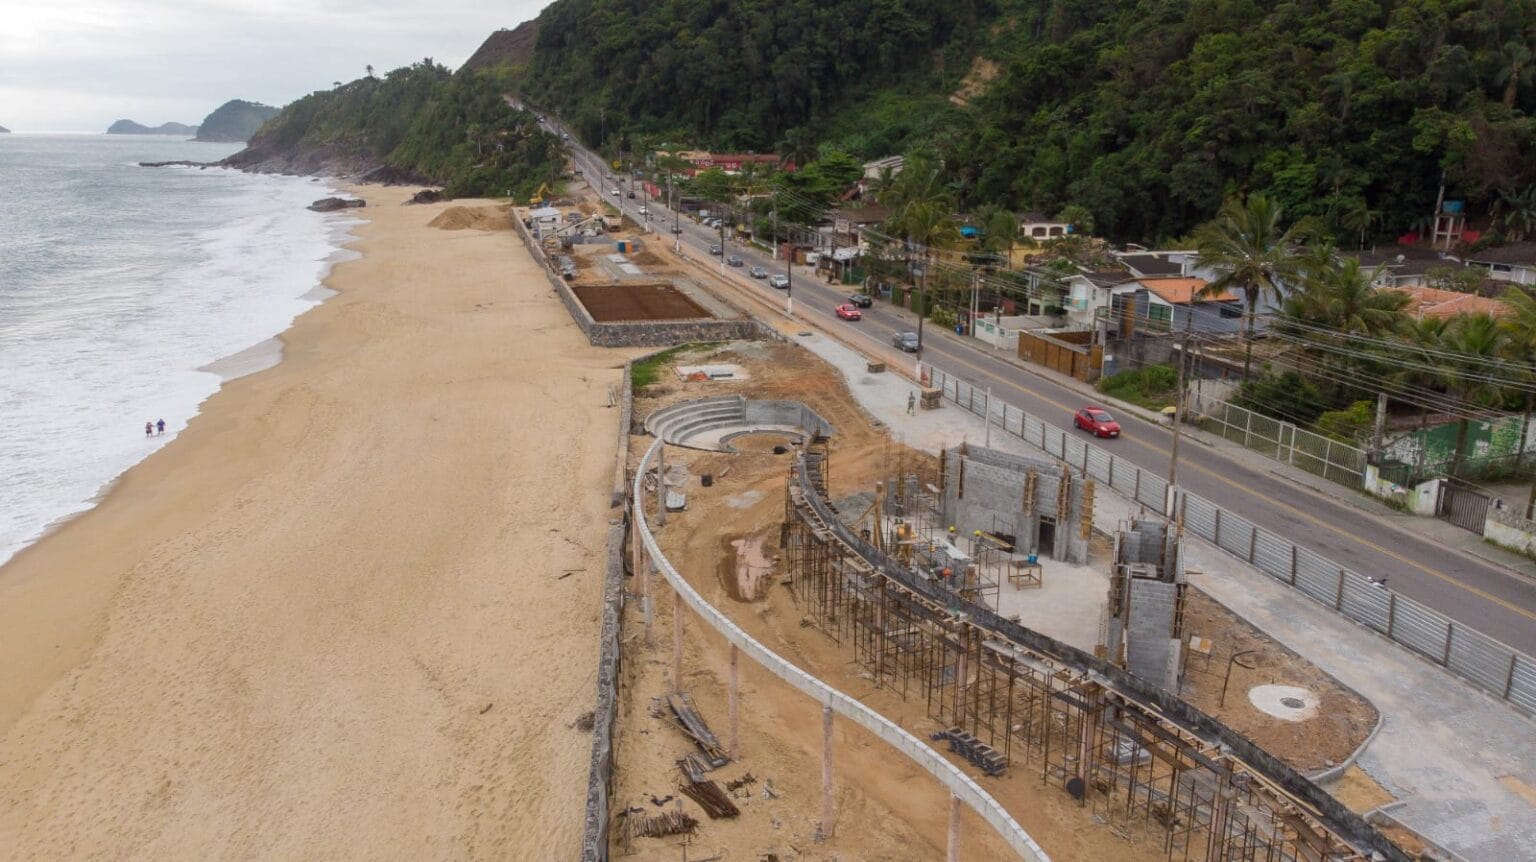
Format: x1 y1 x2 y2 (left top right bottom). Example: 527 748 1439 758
926 366 1536 717
633 437 1048 861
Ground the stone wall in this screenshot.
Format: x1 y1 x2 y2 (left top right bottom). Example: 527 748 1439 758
1126 578 1181 691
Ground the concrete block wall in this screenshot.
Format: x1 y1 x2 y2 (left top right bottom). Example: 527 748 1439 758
1126 578 1181 691
941 446 1090 564
743 400 837 438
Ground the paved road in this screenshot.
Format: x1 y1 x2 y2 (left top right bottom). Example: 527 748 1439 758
539 112 1536 655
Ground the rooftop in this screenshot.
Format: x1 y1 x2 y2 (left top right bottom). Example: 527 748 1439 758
1139 277 1231 304
1118 253 1184 277
1464 241 1536 266
1386 285 1511 320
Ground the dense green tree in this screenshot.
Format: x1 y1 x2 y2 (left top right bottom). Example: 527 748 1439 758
1441 313 1511 475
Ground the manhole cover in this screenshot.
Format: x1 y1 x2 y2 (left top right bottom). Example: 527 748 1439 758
1247 685 1319 722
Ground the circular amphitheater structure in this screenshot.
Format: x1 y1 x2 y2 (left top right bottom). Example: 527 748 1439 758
643 395 835 452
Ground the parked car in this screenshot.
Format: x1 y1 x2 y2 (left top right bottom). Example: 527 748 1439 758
848 293 873 308
769 274 790 289
1074 407 1121 438
709 244 723 256
749 266 768 279
835 304 862 321
727 255 744 267
892 330 920 352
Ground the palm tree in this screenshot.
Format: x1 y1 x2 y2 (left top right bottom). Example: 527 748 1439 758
1441 312 1510 476
1312 258 1410 337
1498 288 1536 502
1495 40 1534 108
1494 185 1536 242
1391 316 1451 477
981 206 1020 269
778 128 818 169
1194 193 1312 380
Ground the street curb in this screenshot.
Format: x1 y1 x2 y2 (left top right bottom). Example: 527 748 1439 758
1306 712 1386 785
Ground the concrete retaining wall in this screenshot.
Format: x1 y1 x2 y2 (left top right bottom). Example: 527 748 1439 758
580 523 625 862
742 399 837 438
1486 507 1536 557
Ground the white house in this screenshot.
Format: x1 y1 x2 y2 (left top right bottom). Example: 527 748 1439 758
1019 211 1071 241
1465 242 1536 286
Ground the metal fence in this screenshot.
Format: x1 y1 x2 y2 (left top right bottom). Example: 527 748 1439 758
1197 400 1366 487
925 366 1536 717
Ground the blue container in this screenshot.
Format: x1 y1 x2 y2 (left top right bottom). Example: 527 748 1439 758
1443 200 1464 214
960 225 978 238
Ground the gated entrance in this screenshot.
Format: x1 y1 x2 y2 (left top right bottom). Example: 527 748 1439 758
1437 479 1491 534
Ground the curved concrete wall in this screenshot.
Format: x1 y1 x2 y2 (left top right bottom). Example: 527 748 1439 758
643 396 836 452
634 437 1048 861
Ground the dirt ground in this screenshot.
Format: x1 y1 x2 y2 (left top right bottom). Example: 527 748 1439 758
1176 588 1378 773
575 282 711 322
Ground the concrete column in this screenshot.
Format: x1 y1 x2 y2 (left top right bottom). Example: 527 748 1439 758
819 704 835 840
728 644 740 760
655 444 667 527
947 794 962 862
672 596 684 695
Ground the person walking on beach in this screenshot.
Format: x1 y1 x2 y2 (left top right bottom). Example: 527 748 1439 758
156 418 166 436
907 391 916 415
145 421 153 437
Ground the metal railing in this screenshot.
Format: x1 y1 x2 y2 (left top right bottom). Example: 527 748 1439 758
1197 400 1366 487
926 367 1536 716
633 437 1049 860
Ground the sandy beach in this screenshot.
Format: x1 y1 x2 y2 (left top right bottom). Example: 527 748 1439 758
0 186 628 857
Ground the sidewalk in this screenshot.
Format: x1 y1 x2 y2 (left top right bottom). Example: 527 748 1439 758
791 328 1536 862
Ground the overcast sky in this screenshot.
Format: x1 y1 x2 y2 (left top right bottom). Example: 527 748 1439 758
0 0 548 131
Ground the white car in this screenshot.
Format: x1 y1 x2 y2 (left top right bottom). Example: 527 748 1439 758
610 188 620 197
638 205 648 215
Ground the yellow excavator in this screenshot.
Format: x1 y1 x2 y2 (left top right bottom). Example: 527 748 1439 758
528 182 553 206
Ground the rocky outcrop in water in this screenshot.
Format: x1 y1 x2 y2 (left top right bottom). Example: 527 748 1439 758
139 160 214 168
308 197 366 212
108 119 198 136
407 189 448 204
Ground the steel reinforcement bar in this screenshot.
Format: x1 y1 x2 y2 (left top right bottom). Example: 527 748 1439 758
633 437 1049 861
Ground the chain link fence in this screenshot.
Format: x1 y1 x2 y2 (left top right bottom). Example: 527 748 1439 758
1196 400 1366 487
925 366 1536 716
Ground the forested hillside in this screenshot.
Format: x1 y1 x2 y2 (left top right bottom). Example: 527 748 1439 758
506 0 1536 242
195 100 280 143
225 62 563 198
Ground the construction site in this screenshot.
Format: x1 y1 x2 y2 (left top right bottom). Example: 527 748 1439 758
604 338 1402 861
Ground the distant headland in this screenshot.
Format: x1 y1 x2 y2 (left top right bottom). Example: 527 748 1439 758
107 119 198 136
194 100 280 143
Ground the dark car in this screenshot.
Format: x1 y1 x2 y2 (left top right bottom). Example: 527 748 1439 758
848 293 873 308
749 266 768 279
727 255 744 267
892 331 920 352
670 225 684 234
627 191 636 199
709 244 723 256
1074 407 1121 438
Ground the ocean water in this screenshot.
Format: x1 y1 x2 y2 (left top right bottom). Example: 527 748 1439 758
0 134 358 566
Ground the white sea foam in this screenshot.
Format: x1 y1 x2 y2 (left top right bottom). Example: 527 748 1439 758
0 135 362 566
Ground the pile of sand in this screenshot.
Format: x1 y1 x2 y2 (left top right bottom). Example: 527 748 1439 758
428 204 512 231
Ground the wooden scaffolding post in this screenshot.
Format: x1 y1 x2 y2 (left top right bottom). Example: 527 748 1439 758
819 704 836 841
947 794 962 862
728 644 741 760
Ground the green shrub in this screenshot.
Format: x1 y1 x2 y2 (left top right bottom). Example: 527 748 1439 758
1314 400 1375 443
1097 365 1178 410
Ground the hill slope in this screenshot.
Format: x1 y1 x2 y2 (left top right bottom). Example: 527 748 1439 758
461 22 540 74
506 0 1536 241
195 100 281 143
223 62 563 198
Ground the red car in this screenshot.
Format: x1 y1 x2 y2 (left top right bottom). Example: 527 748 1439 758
835 303 862 321
1074 407 1121 438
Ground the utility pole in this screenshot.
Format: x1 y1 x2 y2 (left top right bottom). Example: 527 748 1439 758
670 174 679 252
915 251 927 356
1168 333 1189 516
787 225 795 316
1372 391 1388 465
